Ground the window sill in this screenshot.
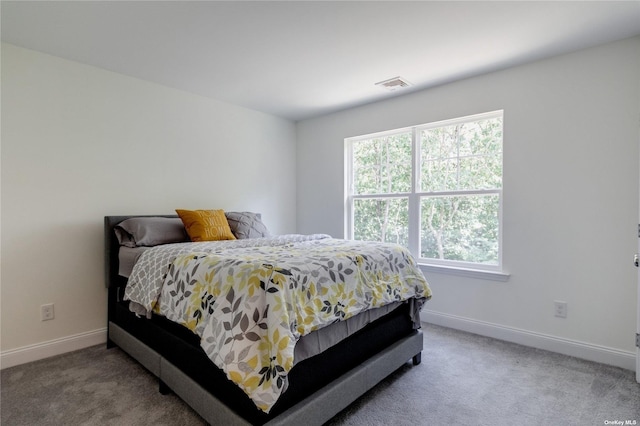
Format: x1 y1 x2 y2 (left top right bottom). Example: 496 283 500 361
418 263 510 282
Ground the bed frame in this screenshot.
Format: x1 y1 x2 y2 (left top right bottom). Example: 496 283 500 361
104 215 424 425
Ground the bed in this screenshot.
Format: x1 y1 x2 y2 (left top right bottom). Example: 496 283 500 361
104 213 431 425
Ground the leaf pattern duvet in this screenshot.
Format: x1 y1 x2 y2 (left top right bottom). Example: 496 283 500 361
125 236 431 413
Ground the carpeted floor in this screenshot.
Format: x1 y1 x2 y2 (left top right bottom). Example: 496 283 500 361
2 323 639 425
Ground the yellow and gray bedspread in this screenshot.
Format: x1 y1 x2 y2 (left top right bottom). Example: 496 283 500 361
124 235 431 413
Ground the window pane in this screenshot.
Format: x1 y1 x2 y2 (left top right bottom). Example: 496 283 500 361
420 194 499 264
353 198 408 247
420 117 502 192
458 154 502 189
422 158 458 191
353 132 412 195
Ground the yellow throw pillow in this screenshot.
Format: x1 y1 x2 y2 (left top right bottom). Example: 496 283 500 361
175 209 236 242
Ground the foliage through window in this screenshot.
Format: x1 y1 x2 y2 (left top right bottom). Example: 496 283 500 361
346 111 503 270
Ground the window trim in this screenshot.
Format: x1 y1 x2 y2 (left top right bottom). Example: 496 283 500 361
345 110 506 277
418 262 510 281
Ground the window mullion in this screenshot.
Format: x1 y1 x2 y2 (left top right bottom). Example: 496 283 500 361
344 140 353 239
408 127 420 256
417 188 501 198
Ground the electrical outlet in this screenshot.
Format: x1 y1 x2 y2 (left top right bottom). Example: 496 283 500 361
554 301 567 318
41 303 54 321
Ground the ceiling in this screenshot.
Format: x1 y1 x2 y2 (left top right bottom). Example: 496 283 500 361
2 1 640 122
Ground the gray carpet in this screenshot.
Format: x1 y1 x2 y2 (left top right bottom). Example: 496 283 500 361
2 324 639 425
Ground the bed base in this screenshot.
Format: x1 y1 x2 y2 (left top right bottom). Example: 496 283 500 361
110 321 422 426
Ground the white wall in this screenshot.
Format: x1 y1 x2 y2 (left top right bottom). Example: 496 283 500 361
297 36 640 368
1 43 297 361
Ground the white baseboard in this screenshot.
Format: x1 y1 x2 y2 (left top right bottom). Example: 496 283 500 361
2 315 635 373
421 310 636 372
1 328 107 370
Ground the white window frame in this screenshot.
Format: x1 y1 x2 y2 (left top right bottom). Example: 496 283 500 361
345 111 508 280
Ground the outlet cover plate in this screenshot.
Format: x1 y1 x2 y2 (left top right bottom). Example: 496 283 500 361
41 304 54 321
554 301 567 318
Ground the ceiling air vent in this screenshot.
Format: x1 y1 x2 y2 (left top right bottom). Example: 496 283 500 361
375 76 412 91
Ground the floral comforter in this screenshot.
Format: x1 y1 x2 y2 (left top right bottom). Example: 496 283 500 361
124 235 431 413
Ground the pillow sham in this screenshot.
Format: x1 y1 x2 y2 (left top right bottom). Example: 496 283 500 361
114 217 189 247
225 211 271 239
176 209 236 242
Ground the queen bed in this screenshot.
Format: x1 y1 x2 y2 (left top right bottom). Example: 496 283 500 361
104 212 431 425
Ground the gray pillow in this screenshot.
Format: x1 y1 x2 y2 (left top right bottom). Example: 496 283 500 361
115 217 189 247
225 212 271 239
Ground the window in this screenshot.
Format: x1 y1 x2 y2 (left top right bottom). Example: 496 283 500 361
346 111 503 273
